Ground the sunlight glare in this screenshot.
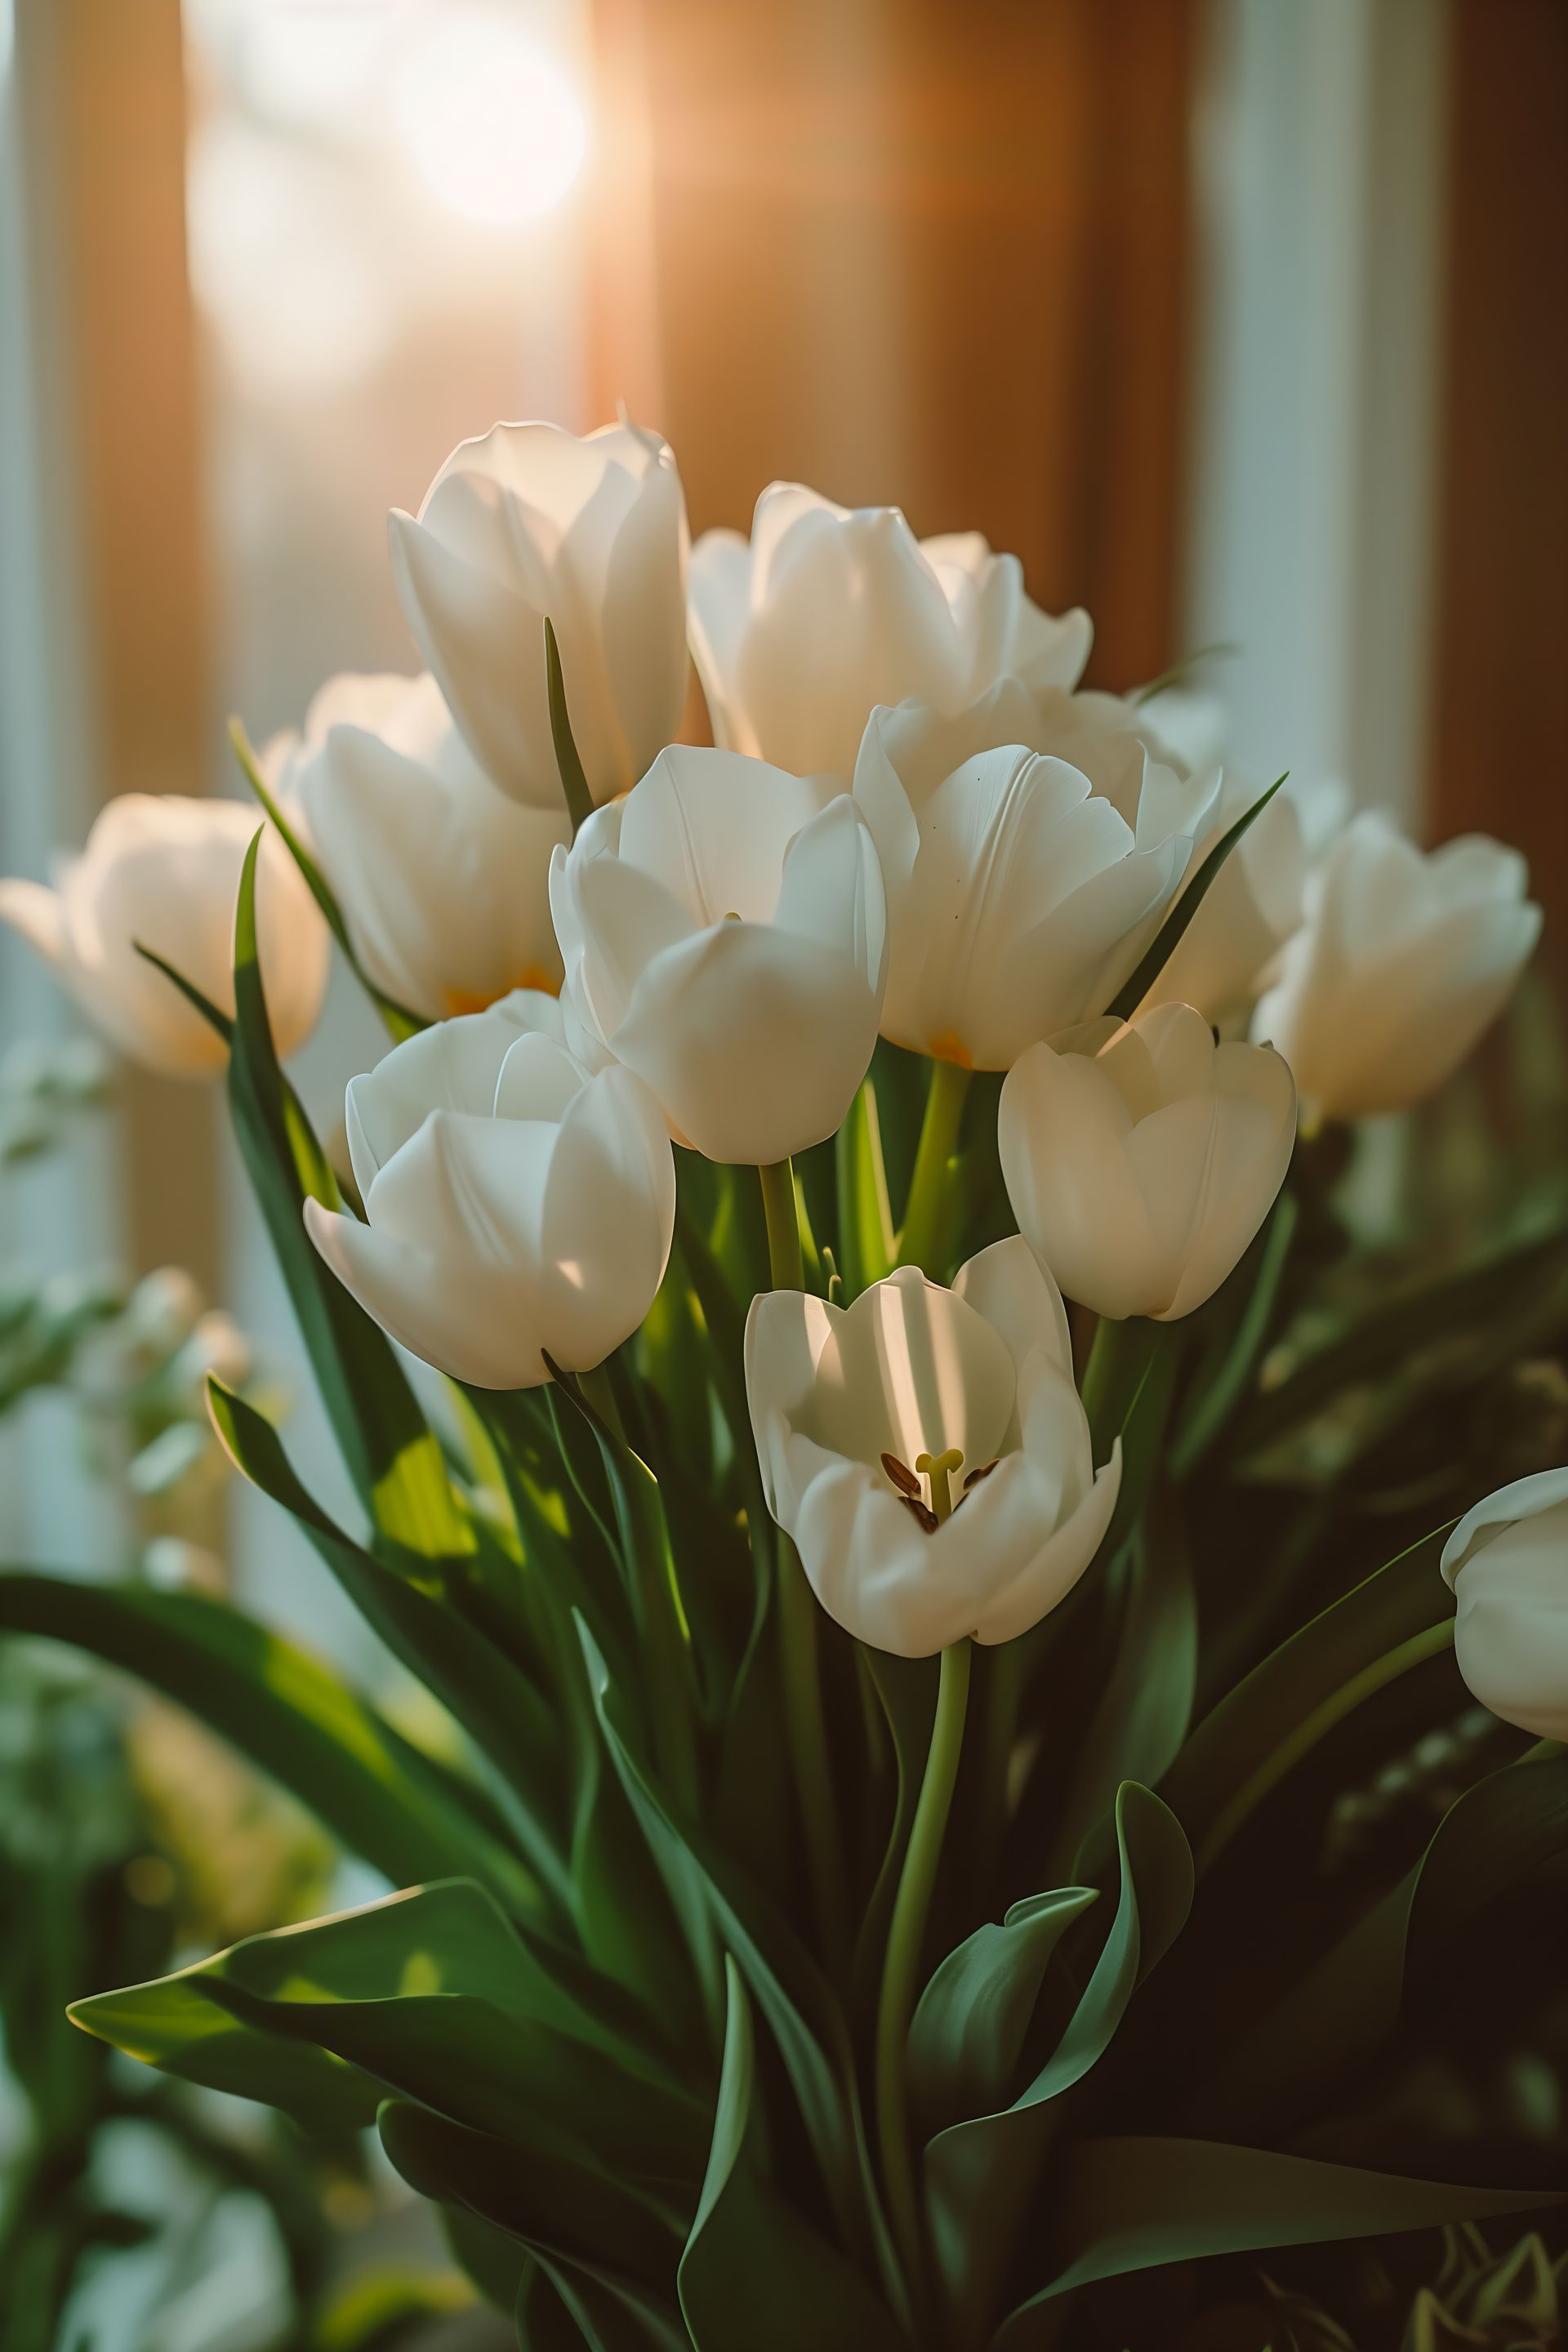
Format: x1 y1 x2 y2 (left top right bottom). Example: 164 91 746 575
394 14 587 225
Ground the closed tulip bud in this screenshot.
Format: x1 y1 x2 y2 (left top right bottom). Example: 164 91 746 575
304 993 675 1389
745 1237 1120 1656
388 420 688 813
268 670 566 1022
853 682 1218 1067
689 483 1091 780
1251 813 1541 1121
1441 1468 1568 1744
1000 1002 1296 1321
0 795 327 1078
549 746 887 1165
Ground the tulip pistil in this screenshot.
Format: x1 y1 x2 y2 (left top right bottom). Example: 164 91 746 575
916 1446 965 1525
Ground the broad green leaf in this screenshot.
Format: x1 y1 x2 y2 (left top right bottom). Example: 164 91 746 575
1170 1188 1299 1476
207 1380 572 1913
991 2138 1563 2331
579 1621 897 2302
225 827 468 1561
1196 1744 1568 2142
1159 1520 1454 1869
376 2096 684 2314
925 1784 1192 2318
1053 1498 1197 1881
1227 1220 1568 1462
907 1887 1098 2140
678 1960 905 2352
74 1882 703 2190
834 1079 896 1299
229 717 423 1040
0 1570 536 1918
1104 775 1285 1021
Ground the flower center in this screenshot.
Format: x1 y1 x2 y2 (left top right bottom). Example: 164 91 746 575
880 1445 973 1531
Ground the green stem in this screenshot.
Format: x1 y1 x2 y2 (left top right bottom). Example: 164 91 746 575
1197 1618 1455 1874
1079 1313 1167 1464
777 1535 851 1979
896 1058 972 1274
969 1637 1024 1906
758 1157 804 1290
578 1361 699 1811
876 1637 972 2303
755 1160 849 1972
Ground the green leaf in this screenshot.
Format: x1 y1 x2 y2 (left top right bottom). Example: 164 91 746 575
545 617 595 838
225 828 468 1564
834 1079 896 1299
132 940 234 1041
991 2138 1563 2330
0 1569 535 1915
1196 1745 1568 2141
207 1379 572 1914
924 1784 1192 2318
1053 1498 1197 1881
678 1960 906 2352
1159 1521 1455 1871
229 716 424 1040
908 1888 1098 2140
579 1621 898 2305
377 2096 686 2327
1170 1188 1299 1476
1227 1222 1568 1462
852 1649 938 2016
1104 774 1286 1021
75 1880 702 2190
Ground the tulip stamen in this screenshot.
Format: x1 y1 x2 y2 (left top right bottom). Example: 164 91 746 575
962 1458 999 1490
915 1446 965 1526
898 1493 940 1535
880 1451 922 1499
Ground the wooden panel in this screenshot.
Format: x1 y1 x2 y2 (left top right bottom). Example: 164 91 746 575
591 0 1196 691
17 0 220 1288
1428 0 1568 981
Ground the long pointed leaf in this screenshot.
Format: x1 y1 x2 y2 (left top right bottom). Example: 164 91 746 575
0 1569 535 1916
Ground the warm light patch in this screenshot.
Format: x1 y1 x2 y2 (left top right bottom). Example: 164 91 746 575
927 1031 973 1069
443 969 561 1018
394 15 587 225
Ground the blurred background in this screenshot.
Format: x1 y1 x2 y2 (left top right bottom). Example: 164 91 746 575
0 1 1563 2345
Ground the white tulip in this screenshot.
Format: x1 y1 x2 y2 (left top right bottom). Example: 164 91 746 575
689 483 1091 780
1251 813 1541 1122
267 670 566 1022
388 420 688 813
549 746 887 1166
0 795 327 1079
744 1236 1120 1657
852 682 1217 1067
1000 1001 1296 1321
304 993 675 1390
1441 1467 1568 1744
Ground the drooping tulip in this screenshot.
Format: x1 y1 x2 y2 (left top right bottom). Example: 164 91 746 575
689 484 1091 780
1000 1001 1296 1321
267 670 566 1022
744 1236 1120 1656
852 682 1218 1067
1441 1467 1568 1744
304 993 675 1388
0 795 327 1078
549 745 887 1165
1251 813 1541 1121
389 420 688 813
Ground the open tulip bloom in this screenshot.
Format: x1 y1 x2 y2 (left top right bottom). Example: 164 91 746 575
8 412 1567 2351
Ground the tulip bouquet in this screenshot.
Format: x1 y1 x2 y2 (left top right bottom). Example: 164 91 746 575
3 420 1566 2350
